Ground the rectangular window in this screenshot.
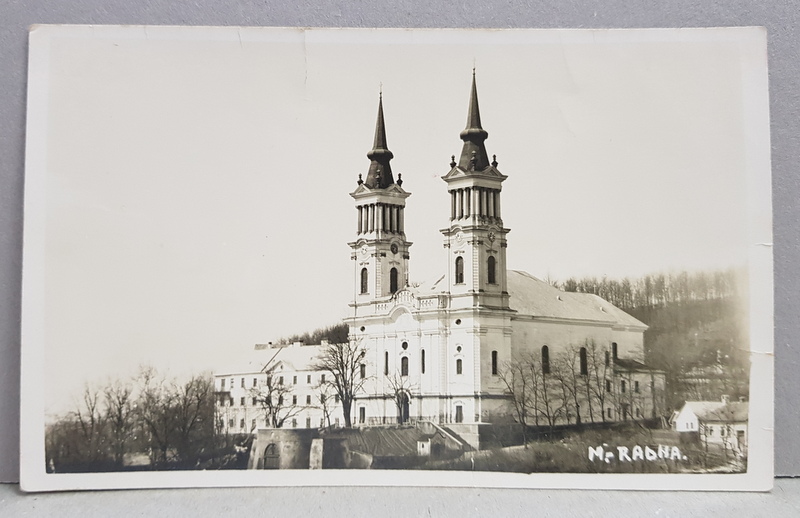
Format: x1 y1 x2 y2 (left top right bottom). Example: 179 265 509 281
278 395 283 405
491 350 498 375
251 418 256 430
239 418 245 429
607 408 612 419
307 374 312 384
360 364 366 379
278 376 284 385
229 397 233 406
252 397 257 406
229 419 234 428
321 374 326 383
605 379 611 393
253 377 258 387
221 379 226 389
293 376 297 385
359 407 366 424
621 381 627 393
306 417 311 428
634 381 640 393
455 405 463 423
240 397 245 406
306 395 311 405
292 395 297 405
241 378 245 388
291 418 297 428
421 349 426 374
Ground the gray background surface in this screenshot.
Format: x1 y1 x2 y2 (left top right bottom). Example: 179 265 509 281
1 0 797 512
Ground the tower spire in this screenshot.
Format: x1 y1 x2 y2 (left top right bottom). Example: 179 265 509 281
364 92 395 189
458 70 490 171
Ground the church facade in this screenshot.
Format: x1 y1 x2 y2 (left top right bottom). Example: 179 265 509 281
215 74 666 442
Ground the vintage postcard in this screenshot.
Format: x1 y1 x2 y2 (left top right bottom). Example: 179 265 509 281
20 25 773 491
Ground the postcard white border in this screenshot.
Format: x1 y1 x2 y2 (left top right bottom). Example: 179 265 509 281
20 24 773 492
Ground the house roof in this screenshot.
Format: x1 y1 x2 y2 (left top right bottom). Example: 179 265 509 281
614 358 661 373
215 343 326 377
682 401 749 423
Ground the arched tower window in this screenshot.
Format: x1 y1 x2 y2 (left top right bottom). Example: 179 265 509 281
384 351 389 376
456 358 463 375
360 268 369 294
491 350 498 375
612 342 618 360
421 349 426 374
487 255 496 284
579 347 588 376
390 267 399 293
455 256 464 284
541 345 550 374
401 356 409 377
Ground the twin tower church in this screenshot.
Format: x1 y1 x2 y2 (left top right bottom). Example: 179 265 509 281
215 73 665 444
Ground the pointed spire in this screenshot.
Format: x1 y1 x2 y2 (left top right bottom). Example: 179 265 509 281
364 91 395 189
458 70 490 171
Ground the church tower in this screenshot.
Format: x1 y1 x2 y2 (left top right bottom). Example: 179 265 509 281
349 94 412 307
442 71 510 310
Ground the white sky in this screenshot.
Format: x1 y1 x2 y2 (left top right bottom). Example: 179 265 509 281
31 27 768 415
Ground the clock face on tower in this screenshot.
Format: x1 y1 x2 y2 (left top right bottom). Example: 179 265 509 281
390 243 398 254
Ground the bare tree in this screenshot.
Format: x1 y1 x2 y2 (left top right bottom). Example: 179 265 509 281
313 339 367 427
70 384 109 466
103 379 134 467
497 354 535 445
136 367 177 465
250 364 305 428
172 374 215 463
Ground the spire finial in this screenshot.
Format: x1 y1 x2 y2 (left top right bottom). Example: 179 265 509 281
450 155 456 168
397 173 403 187
357 173 363 185
492 154 498 167
379 82 382 99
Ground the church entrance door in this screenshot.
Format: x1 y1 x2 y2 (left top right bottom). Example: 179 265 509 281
398 393 410 424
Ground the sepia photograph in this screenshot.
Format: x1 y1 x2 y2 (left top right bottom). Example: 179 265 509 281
20 25 773 491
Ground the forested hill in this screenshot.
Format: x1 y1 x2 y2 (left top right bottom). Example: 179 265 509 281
557 269 749 408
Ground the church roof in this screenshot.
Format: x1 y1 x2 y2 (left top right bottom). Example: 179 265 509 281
507 270 647 328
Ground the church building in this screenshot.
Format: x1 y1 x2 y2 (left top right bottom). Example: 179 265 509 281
215 73 665 446
344 73 665 443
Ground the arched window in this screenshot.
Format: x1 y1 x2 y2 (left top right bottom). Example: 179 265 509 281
390 267 399 293
360 364 366 379
612 342 618 360
421 349 426 374
579 347 588 376
456 358 463 375
541 345 550 374
491 350 498 375
455 256 464 284
360 268 369 294
487 255 496 284
384 351 389 376
401 356 409 377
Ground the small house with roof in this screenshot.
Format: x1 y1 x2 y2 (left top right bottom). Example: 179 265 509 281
674 396 748 454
